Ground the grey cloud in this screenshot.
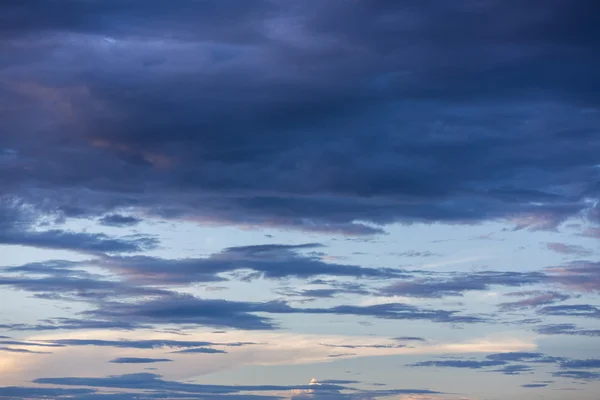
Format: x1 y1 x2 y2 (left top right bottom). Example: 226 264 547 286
522 383 548 388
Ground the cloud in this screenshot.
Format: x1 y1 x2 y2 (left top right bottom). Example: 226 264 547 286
0 198 157 254
545 242 592 256
99 214 142 227
559 359 600 369
407 351 562 376
408 359 507 369
552 371 600 381
391 251 441 258
393 337 426 342
93 243 409 285
489 364 534 375
534 323 600 337
87 293 486 330
0 347 52 354
0 339 65 348
32 372 437 398
0 258 178 308
0 318 147 332
171 347 227 354
545 261 600 293
320 343 407 350
1 1 600 236
0 387 94 399
498 291 571 311
485 352 561 364
537 304 600 319
109 357 172 364
41 338 252 350
381 271 544 298
522 383 548 388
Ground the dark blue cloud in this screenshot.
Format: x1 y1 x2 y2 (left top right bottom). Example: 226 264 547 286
1 1 599 235
522 383 548 388
99 214 142 227
110 357 172 364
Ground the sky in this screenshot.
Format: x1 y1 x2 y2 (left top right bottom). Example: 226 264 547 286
0 1 600 399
